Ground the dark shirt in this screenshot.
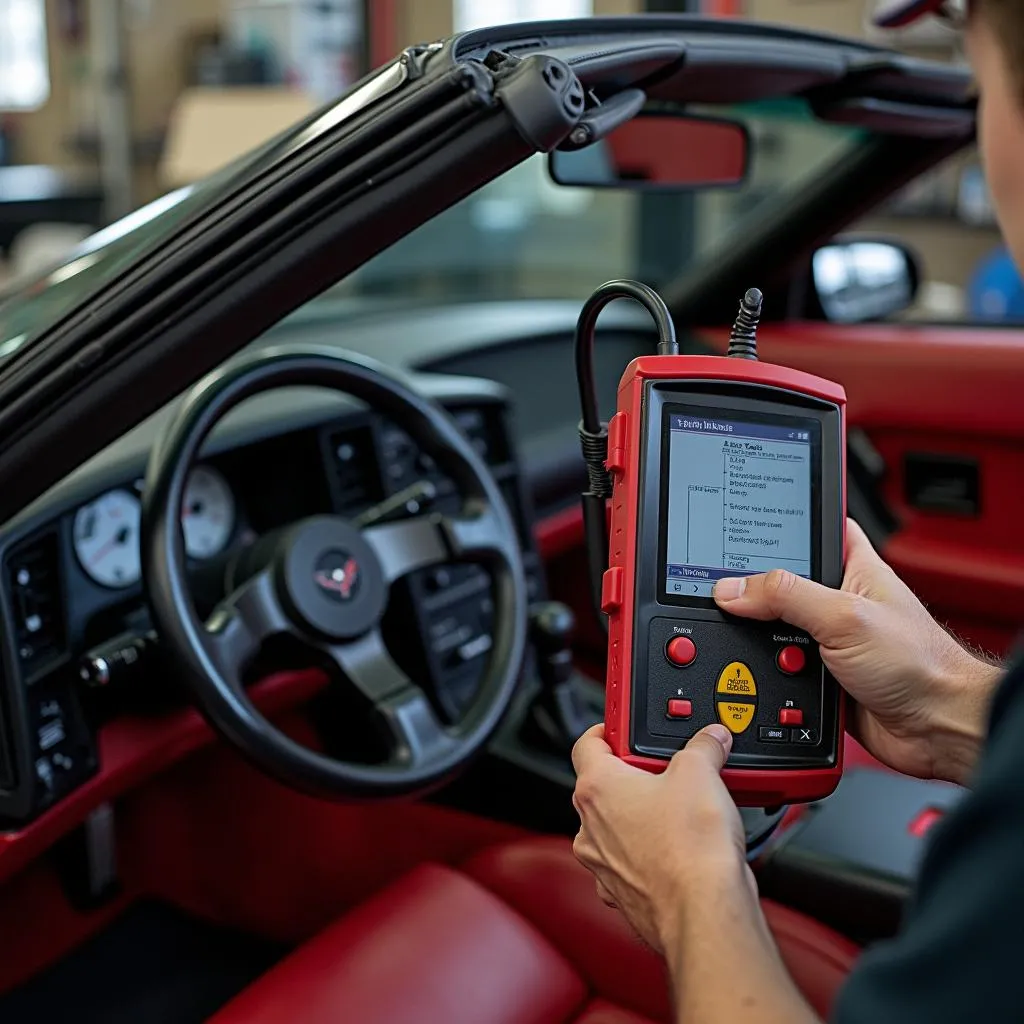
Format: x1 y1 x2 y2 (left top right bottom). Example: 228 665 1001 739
834 657 1024 1022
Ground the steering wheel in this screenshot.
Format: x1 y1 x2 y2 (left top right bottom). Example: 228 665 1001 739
141 347 528 798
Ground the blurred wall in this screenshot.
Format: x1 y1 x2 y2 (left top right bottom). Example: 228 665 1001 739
8 0 640 188
8 0 223 196
748 0 865 35
2 0 1002 318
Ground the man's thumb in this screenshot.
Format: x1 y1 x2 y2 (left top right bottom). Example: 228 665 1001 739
713 569 849 641
672 724 732 773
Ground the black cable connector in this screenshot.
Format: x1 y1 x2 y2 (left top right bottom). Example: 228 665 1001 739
575 280 677 436
727 287 763 361
574 280 676 625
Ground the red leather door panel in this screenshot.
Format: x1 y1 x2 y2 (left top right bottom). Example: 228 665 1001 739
709 323 1024 656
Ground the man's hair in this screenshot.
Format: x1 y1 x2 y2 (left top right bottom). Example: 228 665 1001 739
975 0 1024 101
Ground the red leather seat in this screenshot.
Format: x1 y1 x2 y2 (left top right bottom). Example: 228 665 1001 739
210 837 859 1024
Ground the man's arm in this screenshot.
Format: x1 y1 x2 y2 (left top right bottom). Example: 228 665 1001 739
663 859 819 1024
572 724 822 1024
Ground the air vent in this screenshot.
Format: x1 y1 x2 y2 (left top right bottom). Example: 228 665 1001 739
8 533 67 677
450 406 510 468
327 426 384 517
379 422 446 495
379 407 511 499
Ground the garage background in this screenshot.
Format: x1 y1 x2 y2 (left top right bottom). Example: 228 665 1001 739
0 0 999 318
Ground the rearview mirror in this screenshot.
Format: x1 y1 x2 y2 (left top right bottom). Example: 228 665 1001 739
811 240 919 323
548 114 750 191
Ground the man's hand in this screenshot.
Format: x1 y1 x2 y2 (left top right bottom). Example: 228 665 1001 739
713 519 1002 785
571 722 749 954
572 725 821 1024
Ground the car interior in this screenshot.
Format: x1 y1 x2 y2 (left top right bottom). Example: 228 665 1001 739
0 13 1017 1024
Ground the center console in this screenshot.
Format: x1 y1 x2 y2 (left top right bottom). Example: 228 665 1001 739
757 768 964 941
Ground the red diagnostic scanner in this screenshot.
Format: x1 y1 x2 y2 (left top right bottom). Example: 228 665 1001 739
576 282 846 807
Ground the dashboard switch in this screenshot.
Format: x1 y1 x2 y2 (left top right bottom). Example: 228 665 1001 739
777 644 806 675
80 630 159 690
779 708 803 727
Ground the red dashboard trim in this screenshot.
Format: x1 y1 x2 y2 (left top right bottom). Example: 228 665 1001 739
535 503 584 558
0 668 329 885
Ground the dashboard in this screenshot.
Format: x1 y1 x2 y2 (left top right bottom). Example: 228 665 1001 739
0 299 658 831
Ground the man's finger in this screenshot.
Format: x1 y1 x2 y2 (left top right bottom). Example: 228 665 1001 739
571 723 614 776
712 566 854 641
671 724 732 774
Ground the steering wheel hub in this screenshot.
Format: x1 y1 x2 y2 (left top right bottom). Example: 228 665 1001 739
277 516 388 641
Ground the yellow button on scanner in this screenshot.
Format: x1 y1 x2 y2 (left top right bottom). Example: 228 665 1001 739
715 662 757 734
716 661 757 698
718 701 756 734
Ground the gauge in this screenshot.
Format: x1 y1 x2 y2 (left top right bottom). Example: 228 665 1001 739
73 489 142 588
182 465 235 560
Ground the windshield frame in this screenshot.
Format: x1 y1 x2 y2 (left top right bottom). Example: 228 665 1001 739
0 59 410 367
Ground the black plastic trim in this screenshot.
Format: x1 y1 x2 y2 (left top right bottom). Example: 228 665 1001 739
816 96 975 138
758 768 964 943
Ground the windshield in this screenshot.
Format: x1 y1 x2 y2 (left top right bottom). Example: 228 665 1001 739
0 96 866 360
0 185 202 361
326 98 865 306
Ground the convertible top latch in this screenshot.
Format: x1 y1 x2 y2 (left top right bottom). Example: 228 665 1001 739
557 87 647 151
492 53 588 153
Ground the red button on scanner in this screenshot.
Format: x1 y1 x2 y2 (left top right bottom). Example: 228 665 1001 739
667 699 692 719
779 708 803 727
666 636 697 666
777 644 806 675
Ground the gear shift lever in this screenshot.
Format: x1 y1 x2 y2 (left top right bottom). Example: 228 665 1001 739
531 602 575 687
528 601 600 751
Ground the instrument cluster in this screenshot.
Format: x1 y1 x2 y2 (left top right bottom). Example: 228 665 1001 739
71 465 237 589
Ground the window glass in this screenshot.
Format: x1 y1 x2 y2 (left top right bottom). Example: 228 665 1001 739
334 98 865 303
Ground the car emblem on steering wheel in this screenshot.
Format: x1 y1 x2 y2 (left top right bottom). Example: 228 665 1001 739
313 551 360 602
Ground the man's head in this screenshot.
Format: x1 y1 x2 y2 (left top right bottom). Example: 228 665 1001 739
877 0 1024 271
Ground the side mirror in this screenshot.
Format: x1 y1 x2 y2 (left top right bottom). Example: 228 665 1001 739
548 113 750 191
810 239 920 323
